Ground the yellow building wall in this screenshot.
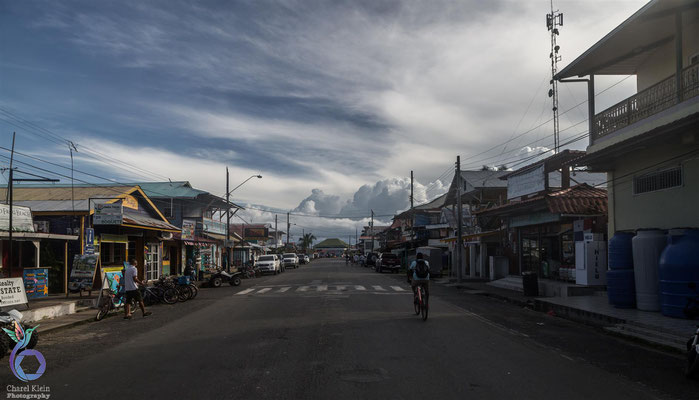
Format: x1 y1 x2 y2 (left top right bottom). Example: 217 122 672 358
608 137 699 236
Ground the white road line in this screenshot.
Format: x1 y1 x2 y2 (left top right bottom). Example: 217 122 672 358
297 286 310 292
278 287 291 292
257 288 272 294
236 288 255 295
354 285 366 291
335 285 346 291
317 285 328 291
373 285 386 291
390 286 406 292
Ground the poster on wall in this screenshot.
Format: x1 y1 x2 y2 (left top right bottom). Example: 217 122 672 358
0 278 28 307
68 254 99 292
182 219 196 240
23 268 48 299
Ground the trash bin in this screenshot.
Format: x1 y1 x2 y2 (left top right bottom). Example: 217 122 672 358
522 271 539 296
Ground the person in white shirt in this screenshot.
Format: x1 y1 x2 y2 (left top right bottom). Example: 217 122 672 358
122 258 151 319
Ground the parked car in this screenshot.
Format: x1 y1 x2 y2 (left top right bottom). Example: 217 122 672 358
256 254 281 275
376 253 401 273
297 254 308 264
282 253 299 269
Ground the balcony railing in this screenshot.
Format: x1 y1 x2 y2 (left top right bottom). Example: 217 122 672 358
592 63 699 141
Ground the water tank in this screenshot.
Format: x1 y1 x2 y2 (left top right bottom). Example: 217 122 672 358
659 229 699 319
608 232 634 270
632 230 667 311
607 269 636 308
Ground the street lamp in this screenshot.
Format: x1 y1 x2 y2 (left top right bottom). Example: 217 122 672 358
225 170 262 271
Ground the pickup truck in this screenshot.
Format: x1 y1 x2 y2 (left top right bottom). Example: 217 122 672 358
376 253 401 273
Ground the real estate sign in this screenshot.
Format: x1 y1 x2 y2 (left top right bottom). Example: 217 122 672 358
0 278 28 307
0 204 35 232
94 203 123 225
507 164 546 200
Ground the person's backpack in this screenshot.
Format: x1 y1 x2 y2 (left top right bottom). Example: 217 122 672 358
415 259 429 279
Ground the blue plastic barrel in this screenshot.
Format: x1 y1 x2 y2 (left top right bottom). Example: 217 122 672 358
659 229 699 319
608 232 634 270
607 269 636 309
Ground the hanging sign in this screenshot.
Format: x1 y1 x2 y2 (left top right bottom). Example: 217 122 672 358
182 220 196 240
85 228 95 254
0 204 35 232
202 218 227 235
0 278 28 307
68 254 98 291
94 203 123 225
244 227 268 241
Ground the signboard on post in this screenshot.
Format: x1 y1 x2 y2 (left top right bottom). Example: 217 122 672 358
85 227 95 254
0 278 29 307
0 204 35 232
202 218 227 235
68 254 99 292
244 227 268 241
507 164 546 200
94 203 123 225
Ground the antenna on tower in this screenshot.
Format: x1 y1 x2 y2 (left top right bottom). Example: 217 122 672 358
547 0 563 153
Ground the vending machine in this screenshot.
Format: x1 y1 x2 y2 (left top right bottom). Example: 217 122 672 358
575 234 607 286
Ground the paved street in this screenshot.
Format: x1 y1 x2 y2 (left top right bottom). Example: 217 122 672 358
2 258 697 400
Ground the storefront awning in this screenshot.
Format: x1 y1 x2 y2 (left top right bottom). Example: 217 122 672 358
203 232 228 241
0 231 78 241
441 230 502 243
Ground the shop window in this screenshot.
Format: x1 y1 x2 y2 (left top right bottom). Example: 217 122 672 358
100 242 127 266
633 166 682 195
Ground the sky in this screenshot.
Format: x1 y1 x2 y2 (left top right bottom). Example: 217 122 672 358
0 0 647 242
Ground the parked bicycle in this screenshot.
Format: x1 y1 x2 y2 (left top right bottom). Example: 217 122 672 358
96 287 136 321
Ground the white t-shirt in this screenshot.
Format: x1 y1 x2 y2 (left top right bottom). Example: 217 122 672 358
124 265 138 291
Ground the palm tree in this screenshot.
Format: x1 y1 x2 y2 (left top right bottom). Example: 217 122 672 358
299 233 316 252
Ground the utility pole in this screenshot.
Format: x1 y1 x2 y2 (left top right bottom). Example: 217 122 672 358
225 167 230 271
456 155 463 283
275 214 278 251
370 210 374 253
410 170 414 209
286 212 290 247
547 0 563 153
8 133 15 276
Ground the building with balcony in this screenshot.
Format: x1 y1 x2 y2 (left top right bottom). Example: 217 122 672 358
556 0 699 234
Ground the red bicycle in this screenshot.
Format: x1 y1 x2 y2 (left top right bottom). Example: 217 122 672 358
413 282 429 321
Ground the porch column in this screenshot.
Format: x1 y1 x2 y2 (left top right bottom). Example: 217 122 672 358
675 11 683 102
479 243 487 278
64 240 68 295
33 240 40 268
468 244 476 278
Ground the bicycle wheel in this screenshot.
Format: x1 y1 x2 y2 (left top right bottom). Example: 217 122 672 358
162 288 178 304
420 288 428 321
95 299 111 321
188 283 198 299
176 286 189 302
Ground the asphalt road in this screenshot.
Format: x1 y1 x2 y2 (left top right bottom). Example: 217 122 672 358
1 258 697 400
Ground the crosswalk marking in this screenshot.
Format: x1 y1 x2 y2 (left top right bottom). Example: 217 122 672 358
278 287 291 292
238 285 409 296
372 285 386 291
336 285 346 291
354 285 366 291
236 288 255 295
257 288 272 294
390 286 406 292
297 286 310 292
317 285 328 291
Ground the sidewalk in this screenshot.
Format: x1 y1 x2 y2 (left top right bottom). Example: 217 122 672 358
432 277 697 352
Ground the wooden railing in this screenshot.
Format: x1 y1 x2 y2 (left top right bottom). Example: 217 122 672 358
592 63 699 141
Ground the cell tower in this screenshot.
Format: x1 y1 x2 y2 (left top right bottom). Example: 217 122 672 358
547 0 563 153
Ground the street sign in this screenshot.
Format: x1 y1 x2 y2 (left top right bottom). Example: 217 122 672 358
85 228 95 254
94 203 123 225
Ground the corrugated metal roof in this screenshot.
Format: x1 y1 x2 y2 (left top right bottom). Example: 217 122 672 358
123 212 180 231
460 170 509 188
129 181 207 199
556 0 691 78
0 185 137 212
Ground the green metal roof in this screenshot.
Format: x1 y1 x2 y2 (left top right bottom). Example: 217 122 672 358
130 181 206 199
314 238 349 248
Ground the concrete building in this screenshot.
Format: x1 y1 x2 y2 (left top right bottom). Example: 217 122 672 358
557 0 699 235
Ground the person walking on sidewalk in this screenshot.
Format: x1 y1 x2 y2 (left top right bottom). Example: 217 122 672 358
123 258 152 319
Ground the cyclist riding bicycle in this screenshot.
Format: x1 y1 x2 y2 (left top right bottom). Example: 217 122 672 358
408 252 430 304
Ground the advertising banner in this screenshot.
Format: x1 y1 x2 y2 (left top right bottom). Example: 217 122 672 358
182 219 196 240
68 254 98 291
202 218 227 235
23 268 48 299
0 278 29 307
507 164 546 200
102 267 124 293
0 204 35 232
244 227 268 241
94 203 123 225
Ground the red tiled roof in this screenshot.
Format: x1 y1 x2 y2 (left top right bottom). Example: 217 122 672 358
546 184 607 215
